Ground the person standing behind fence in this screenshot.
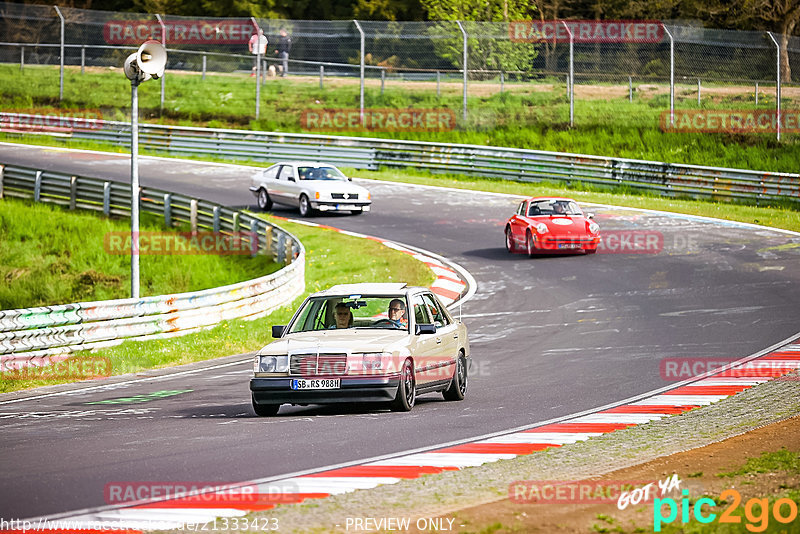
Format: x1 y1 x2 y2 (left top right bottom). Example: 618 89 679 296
248 28 268 78
274 28 291 77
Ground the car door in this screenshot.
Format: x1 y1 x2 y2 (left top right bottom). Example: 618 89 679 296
259 165 280 200
509 200 528 245
421 292 459 385
408 293 439 387
273 164 298 205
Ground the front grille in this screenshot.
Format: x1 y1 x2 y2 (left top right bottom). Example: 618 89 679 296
331 193 358 200
290 353 348 376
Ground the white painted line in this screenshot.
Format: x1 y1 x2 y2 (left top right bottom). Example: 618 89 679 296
481 432 603 445
260 477 400 493
431 278 468 294
567 413 667 424
692 378 771 386
367 452 514 468
633 394 730 406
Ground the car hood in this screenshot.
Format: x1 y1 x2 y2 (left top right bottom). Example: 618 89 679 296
538 216 589 234
303 181 368 194
258 329 409 355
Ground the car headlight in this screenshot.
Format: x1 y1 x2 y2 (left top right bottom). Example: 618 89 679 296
535 223 548 234
361 352 384 370
588 222 600 234
258 355 289 373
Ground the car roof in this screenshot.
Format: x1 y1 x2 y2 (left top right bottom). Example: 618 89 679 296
527 196 577 202
270 161 341 168
313 283 420 297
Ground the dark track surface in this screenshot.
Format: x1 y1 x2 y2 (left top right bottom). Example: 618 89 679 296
1 144 799 520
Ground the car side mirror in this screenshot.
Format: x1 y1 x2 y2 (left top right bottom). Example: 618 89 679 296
288 177 295 182
272 325 286 338
587 213 595 219
348 177 353 181
415 323 436 335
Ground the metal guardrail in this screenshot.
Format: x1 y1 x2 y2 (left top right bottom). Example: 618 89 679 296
1 112 798 203
0 161 305 371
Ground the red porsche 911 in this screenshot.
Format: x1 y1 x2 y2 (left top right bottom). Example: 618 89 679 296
505 197 600 256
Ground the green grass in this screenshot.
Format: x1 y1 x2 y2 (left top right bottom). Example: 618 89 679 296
718 448 800 477
0 215 435 393
0 197 279 309
1 64 798 172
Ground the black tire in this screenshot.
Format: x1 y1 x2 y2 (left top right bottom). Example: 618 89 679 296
443 354 467 401
505 226 516 253
350 209 364 215
390 359 416 412
526 230 537 257
298 194 312 217
257 188 272 211
252 394 280 417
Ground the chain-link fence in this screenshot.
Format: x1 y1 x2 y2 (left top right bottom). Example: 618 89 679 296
1 3 798 139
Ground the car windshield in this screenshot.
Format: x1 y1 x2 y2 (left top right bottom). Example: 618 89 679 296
297 166 347 181
528 200 583 217
287 296 409 333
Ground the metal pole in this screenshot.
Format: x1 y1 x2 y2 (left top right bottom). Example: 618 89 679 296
629 76 633 102
54 6 64 101
156 15 166 111
320 65 324 89
20 46 24 72
436 71 440 97
456 21 468 122
251 17 261 120
500 71 504 93
381 68 385 95
697 78 701 105
767 32 781 141
130 80 140 299
81 46 85 74
353 20 365 126
202 55 206 80
663 24 674 127
561 21 573 128
755 81 759 105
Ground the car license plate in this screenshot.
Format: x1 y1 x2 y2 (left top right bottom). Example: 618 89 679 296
291 378 341 390
559 243 581 249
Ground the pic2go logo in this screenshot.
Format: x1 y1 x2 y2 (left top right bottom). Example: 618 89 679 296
654 489 799 532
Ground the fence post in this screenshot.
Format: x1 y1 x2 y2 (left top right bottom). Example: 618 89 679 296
436 71 440 97
663 24 674 128
251 17 262 120
20 46 24 72
53 6 64 101
0 165 4 199
34 171 42 202
319 65 324 89
629 76 633 102
353 20 365 126
233 211 240 232
755 81 759 105
69 176 77 210
697 78 701 105
201 55 206 80
500 71 504 93
561 21 574 128
156 14 166 112
81 46 85 74
164 193 172 227
456 21 468 122
212 205 220 232
381 68 385 95
250 219 259 257
767 32 781 141
190 199 198 234
103 181 111 215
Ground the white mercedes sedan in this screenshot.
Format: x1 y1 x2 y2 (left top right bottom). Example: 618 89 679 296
250 161 371 217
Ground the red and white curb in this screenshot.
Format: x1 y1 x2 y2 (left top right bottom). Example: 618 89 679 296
273 217 472 308
27 338 800 531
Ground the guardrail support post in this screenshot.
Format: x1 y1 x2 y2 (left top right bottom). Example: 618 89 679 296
103 182 111 215
212 206 220 232
164 193 172 227
232 211 240 232
353 20 365 126
190 199 198 234
250 219 259 257
319 65 324 89
767 32 781 141
202 55 206 81
0 165 4 199
34 171 42 202
264 225 273 258
69 176 77 210
53 6 64 101
81 46 85 74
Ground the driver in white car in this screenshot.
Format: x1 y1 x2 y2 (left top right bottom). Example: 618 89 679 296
387 299 408 329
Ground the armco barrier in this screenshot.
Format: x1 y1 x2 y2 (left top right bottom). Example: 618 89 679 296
0 162 305 371
1 112 799 203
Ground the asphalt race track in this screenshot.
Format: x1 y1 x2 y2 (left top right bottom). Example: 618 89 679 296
1 144 799 520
